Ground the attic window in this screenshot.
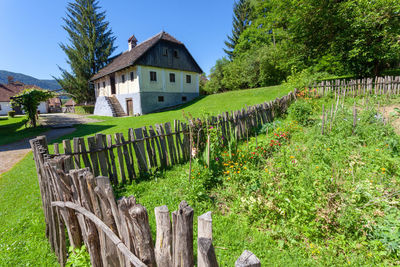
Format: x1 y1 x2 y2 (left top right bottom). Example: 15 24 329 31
130 71 134 81
103 82 105 88
169 73 175 83
174 50 179 58
150 71 157 81
97 83 100 89
162 48 168 56
122 75 125 83
158 96 164 102
186 75 191 83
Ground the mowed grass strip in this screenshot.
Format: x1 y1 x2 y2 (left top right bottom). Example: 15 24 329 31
0 86 289 265
0 116 48 146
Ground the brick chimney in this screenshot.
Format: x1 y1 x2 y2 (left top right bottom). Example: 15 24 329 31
128 34 138 51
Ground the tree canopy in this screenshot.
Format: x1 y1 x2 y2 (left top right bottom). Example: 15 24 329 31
57 0 116 103
11 89 54 127
205 0 400 94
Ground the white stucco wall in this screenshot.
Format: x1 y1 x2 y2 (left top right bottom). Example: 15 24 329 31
0 102 13 116
94 66 140 97
0 101 47 115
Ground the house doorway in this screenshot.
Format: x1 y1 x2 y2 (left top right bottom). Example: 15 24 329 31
110 74 116 95
126 99 133 116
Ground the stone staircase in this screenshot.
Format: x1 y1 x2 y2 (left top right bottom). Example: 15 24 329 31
105 96 127 117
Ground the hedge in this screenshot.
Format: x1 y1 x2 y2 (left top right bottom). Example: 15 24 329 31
74 105 94 115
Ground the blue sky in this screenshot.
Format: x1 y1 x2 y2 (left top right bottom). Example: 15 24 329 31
0 0 235 79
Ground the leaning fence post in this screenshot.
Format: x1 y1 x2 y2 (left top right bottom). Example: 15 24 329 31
198 212 218 267
352 102 357 135
235 250 261 267
155 205 173 267
321 104 325 135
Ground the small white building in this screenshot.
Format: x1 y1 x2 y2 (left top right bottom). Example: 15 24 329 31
90 31 203 117
0 80 48 116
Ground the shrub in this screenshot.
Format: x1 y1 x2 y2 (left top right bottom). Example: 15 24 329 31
74 105 94 114
7 111 15 118
288 100 313 126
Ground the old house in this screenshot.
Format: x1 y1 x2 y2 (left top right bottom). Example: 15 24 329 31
47 97 62 113
90 31 203 117
0 78 48 116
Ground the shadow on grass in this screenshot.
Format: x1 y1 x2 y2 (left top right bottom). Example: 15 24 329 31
48 124 116 144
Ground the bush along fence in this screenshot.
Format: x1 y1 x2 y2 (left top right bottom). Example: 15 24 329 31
30 90 297 266
306 75 400 98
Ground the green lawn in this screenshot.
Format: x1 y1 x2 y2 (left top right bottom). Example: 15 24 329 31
57 85 291 142
0 86 290 266
0 116 48 146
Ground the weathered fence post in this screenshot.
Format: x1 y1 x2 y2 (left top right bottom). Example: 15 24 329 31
235 250 261 267
172 200 194 267
198 212 218 267
155 205 173 267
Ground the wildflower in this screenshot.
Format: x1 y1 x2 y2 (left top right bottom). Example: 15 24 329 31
237 171 240 174
227 177 231 181
225 170 230 174
290 156 295 159
327 148 331 151
230 165 233 168
244 167 247 170
376 149 380 152
316 166 319 169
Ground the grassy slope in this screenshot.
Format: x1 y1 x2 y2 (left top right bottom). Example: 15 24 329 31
0 116 48 146
58 85 289 140
0 86 290 266
119 95 400 266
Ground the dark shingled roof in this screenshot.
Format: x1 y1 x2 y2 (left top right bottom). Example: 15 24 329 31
0 82 42 102
91 31 183 81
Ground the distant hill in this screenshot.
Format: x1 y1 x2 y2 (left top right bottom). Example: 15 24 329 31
0 70 61 91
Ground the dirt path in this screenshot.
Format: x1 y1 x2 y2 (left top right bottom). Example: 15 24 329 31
0 127 76 175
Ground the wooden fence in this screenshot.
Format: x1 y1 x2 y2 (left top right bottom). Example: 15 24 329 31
29 75 400 266
30 90 298 266
30 136 262 266
309 75 400 97
46 90 297 186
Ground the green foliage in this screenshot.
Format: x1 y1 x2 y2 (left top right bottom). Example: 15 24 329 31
57 0 116 103
288 100 314 126
224 0 253 58
66 245 91 267
283 69 333 91
208 0 400 93
74 105 95 115
10 88 54 127
7 111 15 118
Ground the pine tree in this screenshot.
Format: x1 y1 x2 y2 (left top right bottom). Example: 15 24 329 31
224 0 252 59
57 0 116 103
